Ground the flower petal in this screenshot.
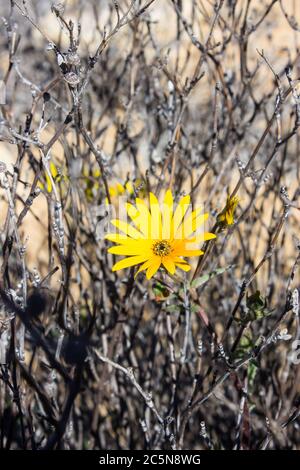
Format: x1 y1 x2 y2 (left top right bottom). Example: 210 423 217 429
50 162 58 178
162 189 173 239
108 242 151 256
175 262 191 272
180 249 204 256
135 198 152 237
105 233 132 244
188 232 216 244
112 255 149 272
162 258 176 275
178 211 209 238
111 219 144 239
149 193 162 239
146 257 161 279
126 203 150 237
134 258 154 278
172 195 190 235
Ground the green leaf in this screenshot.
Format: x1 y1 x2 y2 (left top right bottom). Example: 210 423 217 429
248 360 259 389
234 333 255 360
245 291 271 321
190 265 234 289
190 302 200 314
165 304 182 313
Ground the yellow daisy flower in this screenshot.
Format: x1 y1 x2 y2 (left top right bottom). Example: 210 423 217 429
105 189 216 280
217 195 239 226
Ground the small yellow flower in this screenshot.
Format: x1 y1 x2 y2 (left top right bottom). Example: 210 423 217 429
217 195 239 226
106 189 216 280
105 179 145 205
82 164 101 201
109 182 126 198
38 161 66 193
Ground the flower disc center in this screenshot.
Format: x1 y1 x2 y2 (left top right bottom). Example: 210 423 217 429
152 240 172 257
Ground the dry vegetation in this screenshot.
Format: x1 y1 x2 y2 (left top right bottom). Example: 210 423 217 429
0 0 300 450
